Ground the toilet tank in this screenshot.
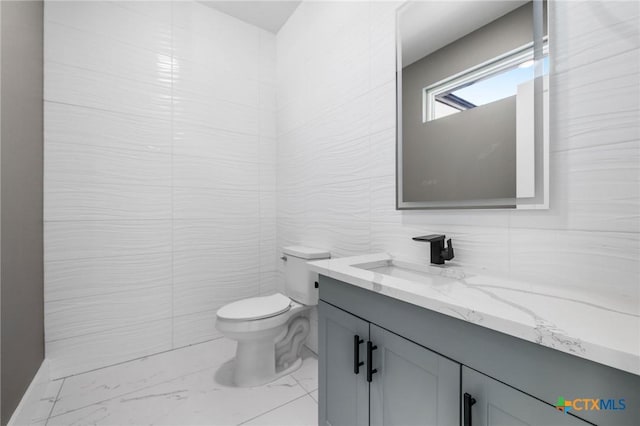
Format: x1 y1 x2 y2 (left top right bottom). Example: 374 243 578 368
282 246 331 305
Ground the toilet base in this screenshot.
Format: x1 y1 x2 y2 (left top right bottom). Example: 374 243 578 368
233 336 277 387
234 355 303 388
231 315 310 387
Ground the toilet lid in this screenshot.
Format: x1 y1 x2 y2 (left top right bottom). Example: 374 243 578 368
217 293 291 321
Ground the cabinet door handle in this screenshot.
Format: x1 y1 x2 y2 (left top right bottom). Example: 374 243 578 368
353 335 364 374
463 392 477 426
366 341 378 382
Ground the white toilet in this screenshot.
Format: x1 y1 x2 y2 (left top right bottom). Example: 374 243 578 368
215 246 330 387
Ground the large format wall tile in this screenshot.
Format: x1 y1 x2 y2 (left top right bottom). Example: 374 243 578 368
508 229 640 302
306 178 371 222
45 253 172 302
173 270 259 317
45 21 172 85
45 1 172 55
174 58 259 108
173 187 260 220
45 182 171 221
45 102 171 154
173 248 259 292
552 1 639 73
172 20 260 80
562 141 640 233
45 142 171 188
45 286 172 342
44 0 277 376
173 155 260 190
173 97 260 135
172 310 222 347
45 220 171 262
172 122 259 162
45 61 171 119
172 219 260 253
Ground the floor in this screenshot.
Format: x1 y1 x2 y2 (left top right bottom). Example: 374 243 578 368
27 338 318 426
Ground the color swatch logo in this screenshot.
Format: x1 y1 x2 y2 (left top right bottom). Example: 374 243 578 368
556 397 626 414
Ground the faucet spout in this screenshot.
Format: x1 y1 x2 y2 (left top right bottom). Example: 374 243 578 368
412 234 445 243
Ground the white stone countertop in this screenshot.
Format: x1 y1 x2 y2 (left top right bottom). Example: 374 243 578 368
309 253 640 376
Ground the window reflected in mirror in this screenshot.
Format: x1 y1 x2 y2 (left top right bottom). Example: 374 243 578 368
426 42 549 121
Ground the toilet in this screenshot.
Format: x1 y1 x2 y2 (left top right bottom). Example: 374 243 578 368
215 246 330 387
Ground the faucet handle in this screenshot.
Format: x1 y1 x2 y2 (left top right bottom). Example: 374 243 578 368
442 239 454 261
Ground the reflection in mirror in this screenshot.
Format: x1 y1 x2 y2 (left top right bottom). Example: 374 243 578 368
396 1 549 209
427 43 549 121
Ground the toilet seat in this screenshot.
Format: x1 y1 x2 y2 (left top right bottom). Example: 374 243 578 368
217 293 291 321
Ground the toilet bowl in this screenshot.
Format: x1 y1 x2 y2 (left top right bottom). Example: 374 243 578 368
215 246 330 387
216 293 309 386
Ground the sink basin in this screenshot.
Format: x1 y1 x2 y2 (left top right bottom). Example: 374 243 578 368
352 259 464 285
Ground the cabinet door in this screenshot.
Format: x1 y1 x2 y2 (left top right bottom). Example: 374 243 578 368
318 301 369 426
369 324 460 426
462 367 590 426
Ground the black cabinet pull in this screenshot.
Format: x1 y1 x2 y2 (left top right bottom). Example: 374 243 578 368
366 341 378 382
353 335 364 374
463 392 477 426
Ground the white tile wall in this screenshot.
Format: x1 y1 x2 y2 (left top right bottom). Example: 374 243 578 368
44 0 277 378
275 0 640 311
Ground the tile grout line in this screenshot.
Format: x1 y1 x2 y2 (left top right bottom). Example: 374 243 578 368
46 349 318 423
45 378 66 426
45 363 217 420
237 392 312 426
170 0 175 350
51 337 224 380
290 361 319 399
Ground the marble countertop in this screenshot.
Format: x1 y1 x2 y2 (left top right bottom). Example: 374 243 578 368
309 253 640 376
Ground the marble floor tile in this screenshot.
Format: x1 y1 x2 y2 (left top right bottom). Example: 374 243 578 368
291 350 318 393
31 379 65 424
41 338 318 426
241 394 318 426
13 376 64 425
51 338 235 416
47 367 306 425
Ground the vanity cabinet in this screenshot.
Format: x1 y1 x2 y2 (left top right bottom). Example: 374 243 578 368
317 275 631 426
462 367 588 426
319 301 460 426
369 324 460 425
318 302 369 426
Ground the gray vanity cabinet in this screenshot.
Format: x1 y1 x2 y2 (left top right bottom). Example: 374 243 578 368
369 324 460 425
319 301 460 426
319 276 639 426
462 367 588 426
318 301 369 426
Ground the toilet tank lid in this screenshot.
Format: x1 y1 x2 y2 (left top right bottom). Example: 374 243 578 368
283 246 331 260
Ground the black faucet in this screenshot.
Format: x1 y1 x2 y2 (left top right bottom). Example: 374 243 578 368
412 234 454 265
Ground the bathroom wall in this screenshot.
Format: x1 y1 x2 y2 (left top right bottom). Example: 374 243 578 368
44 1 277 378
1 1 45 423
276 0 640 350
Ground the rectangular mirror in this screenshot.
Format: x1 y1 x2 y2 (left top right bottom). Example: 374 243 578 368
396 0 549 209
